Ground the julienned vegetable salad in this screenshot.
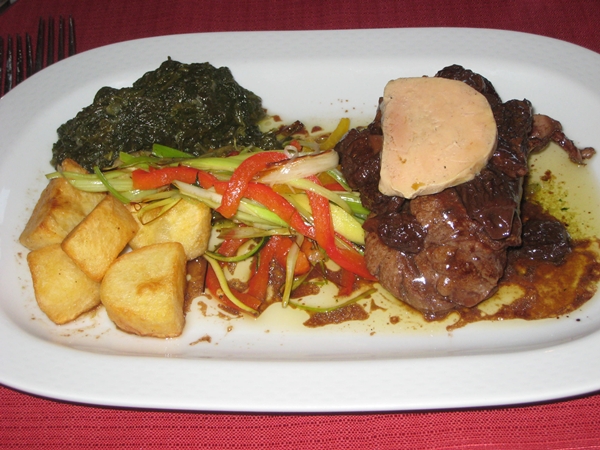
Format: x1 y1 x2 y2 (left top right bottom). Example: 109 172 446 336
47 118 377 316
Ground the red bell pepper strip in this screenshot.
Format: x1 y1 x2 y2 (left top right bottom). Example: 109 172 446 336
293 251 311 276
233 290 263 312
216 152 289 218
193 169 314 240
193 170 314 238
194 170 225 191
205 264 262 312
217 238 248 257
131 166 202 190
337 268 356 296
305 176 375 280
323 182 347 191
271 236 311 276
288 140 302 151
246 235 310 301
246 236 280 301
243 182 315 238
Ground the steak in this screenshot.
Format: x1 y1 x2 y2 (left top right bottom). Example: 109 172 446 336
337 65 540 318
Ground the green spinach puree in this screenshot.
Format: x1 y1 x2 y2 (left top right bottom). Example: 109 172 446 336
52 59 280 171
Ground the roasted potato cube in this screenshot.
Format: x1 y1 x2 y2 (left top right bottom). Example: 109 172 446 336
27 244 101 324
100 242 187 338
62 195 139 282
129 197 211 260
19 159 106 250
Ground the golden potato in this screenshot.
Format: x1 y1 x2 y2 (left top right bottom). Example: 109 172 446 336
100 242 187 338
129 197 211 260
19 159 106 250
62 195 139 282
27 244 101 324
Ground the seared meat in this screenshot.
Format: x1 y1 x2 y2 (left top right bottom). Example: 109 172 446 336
512 201 572 264
337 65 534 317
336 111 405 215
528 114 596 164
364 188 509 314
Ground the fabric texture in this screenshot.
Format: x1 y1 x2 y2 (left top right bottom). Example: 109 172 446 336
1 0 600 55
2 0 600 448
2 386 600 449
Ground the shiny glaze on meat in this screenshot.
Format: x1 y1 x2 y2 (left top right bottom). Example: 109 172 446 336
337 64 596 319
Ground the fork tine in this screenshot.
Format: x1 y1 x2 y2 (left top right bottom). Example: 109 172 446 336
25 33 33 78
58 16 65 61
1 16 77 98
47 16 54 66
34 17 44 73
15 35 24 86
0 36 4 97
68 16 76 57
4 35 12 95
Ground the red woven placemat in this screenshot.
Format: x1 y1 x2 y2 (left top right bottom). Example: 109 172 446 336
2 385 600 449
2 0 600 55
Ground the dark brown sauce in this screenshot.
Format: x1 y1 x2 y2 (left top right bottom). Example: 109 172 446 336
448 238 600 330
303 303 369 327
189 335 212 345
291 281 321 298
370 299 386 312
185 257 207 312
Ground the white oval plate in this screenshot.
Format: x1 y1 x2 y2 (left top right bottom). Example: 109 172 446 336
1 28 600 412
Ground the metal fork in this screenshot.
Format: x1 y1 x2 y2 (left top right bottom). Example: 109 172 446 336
0 16 76 97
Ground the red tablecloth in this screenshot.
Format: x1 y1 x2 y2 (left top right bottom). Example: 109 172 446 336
2 0 600 448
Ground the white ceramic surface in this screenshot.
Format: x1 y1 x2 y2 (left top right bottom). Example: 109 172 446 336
1 28 600 412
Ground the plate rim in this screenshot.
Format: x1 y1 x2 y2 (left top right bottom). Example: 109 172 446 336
2 27 600 412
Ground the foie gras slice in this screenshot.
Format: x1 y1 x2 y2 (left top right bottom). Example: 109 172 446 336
379 77 497 199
